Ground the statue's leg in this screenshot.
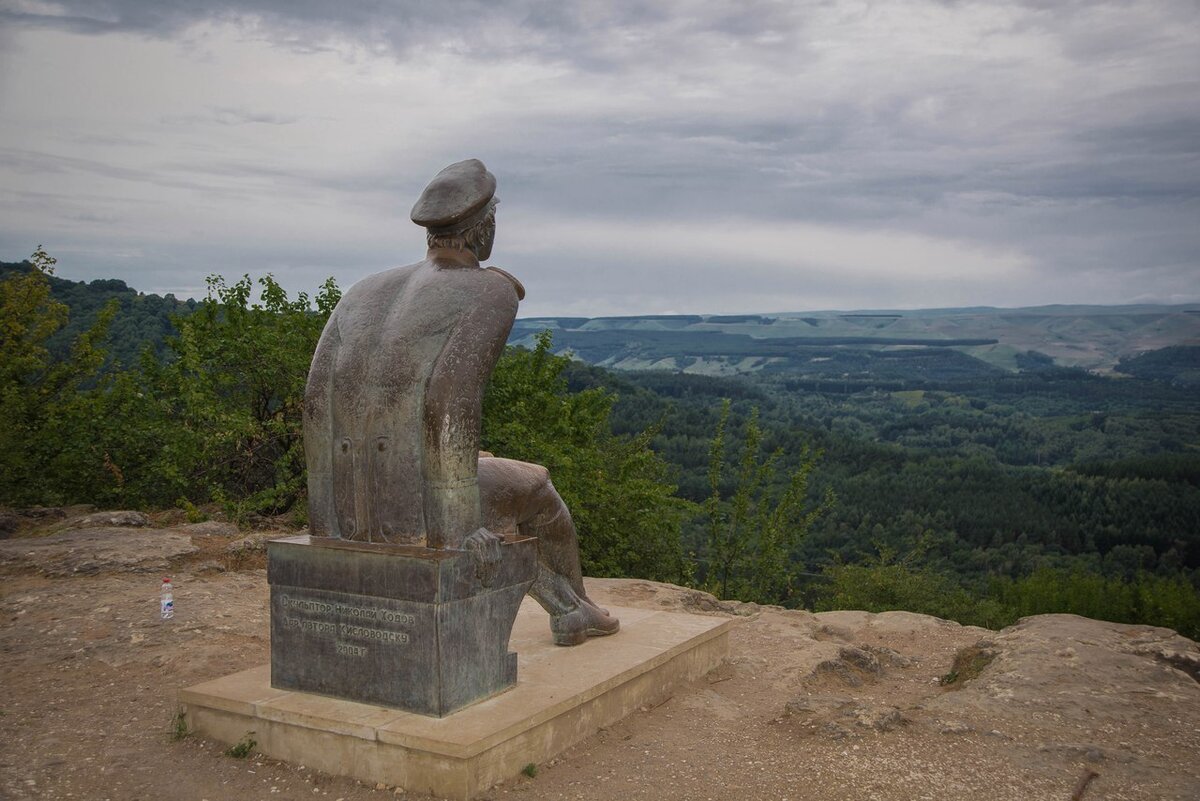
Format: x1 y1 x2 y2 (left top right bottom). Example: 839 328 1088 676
478 457 619 646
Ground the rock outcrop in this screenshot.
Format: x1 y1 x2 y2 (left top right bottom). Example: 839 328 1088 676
590 577 1200 799
0 532 1197 799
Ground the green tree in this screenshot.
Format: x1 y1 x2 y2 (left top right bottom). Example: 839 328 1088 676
134 273 340 515
0 247 125 504
701 399 833 604
482 331 692 582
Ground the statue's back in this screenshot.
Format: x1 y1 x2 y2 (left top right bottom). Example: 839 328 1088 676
304 256 518 546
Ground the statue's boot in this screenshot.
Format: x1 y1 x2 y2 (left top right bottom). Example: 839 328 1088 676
550 604 619 646
530 569 620 646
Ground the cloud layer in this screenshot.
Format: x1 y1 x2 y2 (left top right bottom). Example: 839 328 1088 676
1 0 1197 313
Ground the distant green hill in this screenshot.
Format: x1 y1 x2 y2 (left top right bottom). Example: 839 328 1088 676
1 260 196 367
1117 346 1200 386
512 305 1200 380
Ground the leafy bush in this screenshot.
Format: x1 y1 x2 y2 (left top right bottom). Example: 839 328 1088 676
0 247 125 505
814 560 1200 639
132 274 340 516
224 732 256 758
813 557 1011 630
991 568 1200 639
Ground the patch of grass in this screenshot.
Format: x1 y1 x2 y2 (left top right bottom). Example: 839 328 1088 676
939 644 996 688
170 709 190 741
521 763 538 779
891 389 926 407
225 731 257 758
177 498 207 524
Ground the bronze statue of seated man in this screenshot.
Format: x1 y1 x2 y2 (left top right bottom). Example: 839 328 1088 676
303 158 617 646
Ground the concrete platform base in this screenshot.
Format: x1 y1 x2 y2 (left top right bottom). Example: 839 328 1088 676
180 598 732 800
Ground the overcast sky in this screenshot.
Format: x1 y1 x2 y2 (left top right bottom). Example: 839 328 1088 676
1 1 1197 316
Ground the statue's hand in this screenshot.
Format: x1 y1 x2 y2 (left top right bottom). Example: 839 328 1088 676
464 527 503 588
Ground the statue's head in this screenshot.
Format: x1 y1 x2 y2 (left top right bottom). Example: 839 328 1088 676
412 159 498 261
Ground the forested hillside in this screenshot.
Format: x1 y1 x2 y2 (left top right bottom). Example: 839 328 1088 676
3 254 1198 637
556 353 1200 631
0 259 195 366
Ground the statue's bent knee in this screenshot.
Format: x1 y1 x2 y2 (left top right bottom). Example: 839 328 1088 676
478 455 619 645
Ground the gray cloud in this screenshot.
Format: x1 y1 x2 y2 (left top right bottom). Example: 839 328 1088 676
160 106 300 126
0 0 1197 312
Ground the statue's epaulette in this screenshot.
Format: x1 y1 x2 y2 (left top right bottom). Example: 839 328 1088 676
485 266 526 300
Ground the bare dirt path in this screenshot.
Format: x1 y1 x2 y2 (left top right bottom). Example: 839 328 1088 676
2 523 1198 801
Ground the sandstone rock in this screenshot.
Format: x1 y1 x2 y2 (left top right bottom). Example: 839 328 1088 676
936 719 974 734
172 521 239 538
24 506 70 520
925 613 1200 793
811 646 883 687
57 511 150 531
784 696 905 733
849 702 906 731
783 694 853 718
224 532 276 553
679 588 746 615
0 526 197 575
863 644 913 668
586 578 750 616
1131 642 1200 682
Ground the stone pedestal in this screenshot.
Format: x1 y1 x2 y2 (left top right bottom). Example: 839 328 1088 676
268 535 537 717
181 598 732 800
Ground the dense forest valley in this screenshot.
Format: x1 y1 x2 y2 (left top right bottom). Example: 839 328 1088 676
3 255 1199 637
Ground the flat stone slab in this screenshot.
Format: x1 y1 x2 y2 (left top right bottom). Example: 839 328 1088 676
181 597 732 800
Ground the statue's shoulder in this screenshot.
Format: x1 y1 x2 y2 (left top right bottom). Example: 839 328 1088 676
483 266 526 301
335 263 422 311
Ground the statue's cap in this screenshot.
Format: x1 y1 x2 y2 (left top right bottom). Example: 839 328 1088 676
410 159 497 234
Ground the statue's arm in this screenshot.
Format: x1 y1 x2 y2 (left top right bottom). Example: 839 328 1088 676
421 276 519 549
303 312 340 537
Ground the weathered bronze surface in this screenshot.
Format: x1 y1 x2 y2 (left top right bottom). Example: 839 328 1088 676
480 456 619 645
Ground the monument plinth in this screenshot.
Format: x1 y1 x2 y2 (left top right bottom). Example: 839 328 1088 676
269 535 537 716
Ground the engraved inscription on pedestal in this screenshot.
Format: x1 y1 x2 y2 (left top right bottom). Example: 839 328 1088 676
279 593 416 653
269 535 537 716
271 585 435 709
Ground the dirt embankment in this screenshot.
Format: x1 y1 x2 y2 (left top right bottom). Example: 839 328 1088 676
2 512 1198 801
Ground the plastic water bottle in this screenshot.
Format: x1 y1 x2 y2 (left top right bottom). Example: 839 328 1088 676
160 577 174 620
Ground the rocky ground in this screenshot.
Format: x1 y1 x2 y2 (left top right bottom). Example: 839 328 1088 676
1 510 1198 801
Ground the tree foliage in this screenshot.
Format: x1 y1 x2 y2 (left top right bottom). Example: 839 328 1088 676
0 258 196 366
814 557 1200 639
700 399 833 604
0 247 123 504
136 273 341 515
0 260 341 515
